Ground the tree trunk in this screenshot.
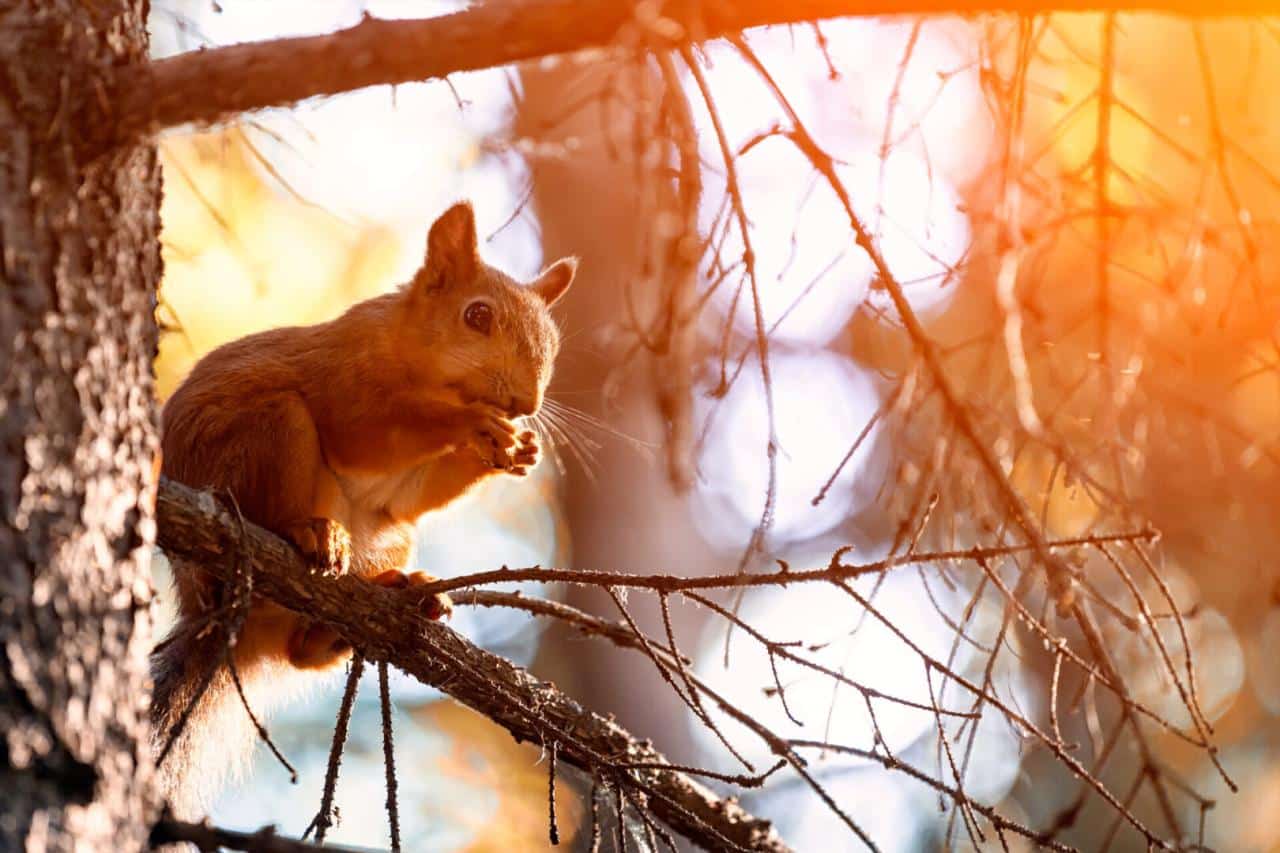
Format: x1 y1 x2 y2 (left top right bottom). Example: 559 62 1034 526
0 1 161 848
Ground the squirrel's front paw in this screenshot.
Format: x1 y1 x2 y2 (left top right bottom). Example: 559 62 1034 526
508 430 539 476
284 518 351 577
466 404 518 470
369 569 453 621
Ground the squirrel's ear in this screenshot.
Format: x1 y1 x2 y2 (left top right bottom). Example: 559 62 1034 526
423 201 479 285
530 257 577 306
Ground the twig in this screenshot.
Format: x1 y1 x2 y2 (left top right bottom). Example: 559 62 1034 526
303 655 364 843
378 662 402 853
227 653 299 784
548 740 561 846
408 528 1158 598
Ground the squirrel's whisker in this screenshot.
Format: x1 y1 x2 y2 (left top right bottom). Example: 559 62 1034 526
541 407 603 453
542 398 655 456
535 409 601 483
526 413 567 479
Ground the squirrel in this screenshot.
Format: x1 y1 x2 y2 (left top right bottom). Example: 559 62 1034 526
150 201 576 817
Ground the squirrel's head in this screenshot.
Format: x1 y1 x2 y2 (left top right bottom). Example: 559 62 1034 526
401 201 576 418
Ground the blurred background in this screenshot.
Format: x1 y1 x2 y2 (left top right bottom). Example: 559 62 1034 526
149 2 1280 850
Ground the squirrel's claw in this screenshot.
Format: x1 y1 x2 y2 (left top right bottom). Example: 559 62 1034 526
285 518 351 577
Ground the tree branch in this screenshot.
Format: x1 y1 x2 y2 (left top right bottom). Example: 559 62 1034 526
150 817 363 853
122 0 1280 138
154 478 790 853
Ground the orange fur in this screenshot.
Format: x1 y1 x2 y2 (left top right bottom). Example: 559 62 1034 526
151 201 576 815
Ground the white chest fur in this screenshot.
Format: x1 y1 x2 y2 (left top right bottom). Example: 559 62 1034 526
331 463 436 572
336 461 435 516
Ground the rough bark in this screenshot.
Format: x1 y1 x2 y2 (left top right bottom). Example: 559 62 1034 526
0 1 162 849
120 0 1280 138
155 478 790 853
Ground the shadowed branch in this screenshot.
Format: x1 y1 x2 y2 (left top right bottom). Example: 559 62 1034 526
154 477 790 853
150 816 363 852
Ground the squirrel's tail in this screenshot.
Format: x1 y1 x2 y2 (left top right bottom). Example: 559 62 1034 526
150 622 258 820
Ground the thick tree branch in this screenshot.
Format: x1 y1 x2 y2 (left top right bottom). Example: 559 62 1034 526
154 478 790 853
122 0 1280 137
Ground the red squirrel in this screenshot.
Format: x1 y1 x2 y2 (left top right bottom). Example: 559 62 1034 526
151 201 576 816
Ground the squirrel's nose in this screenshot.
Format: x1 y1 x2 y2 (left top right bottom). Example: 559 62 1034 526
507 395 537 417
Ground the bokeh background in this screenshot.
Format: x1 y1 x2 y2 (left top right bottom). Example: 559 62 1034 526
149 2 1280 850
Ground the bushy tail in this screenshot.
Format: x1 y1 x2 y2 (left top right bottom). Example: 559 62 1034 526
150 623 256 820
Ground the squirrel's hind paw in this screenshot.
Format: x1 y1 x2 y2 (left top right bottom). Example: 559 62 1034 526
285 518 352 577
369 569 453 621
287 623 353 669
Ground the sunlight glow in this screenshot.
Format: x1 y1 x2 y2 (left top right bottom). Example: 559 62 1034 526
690 24 980 344
694 351 883 546
806 19 994 186
1119 606 1244 729
165 0 539 285
701 572 1030 851
1252 607 1280 715
690 566 971 771
785 765 927 852
698 141 874 346
842 149 971 320
1033 15 1158 204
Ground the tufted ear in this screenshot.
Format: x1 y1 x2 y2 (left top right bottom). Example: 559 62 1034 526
530 257 577 306
423 201 479 285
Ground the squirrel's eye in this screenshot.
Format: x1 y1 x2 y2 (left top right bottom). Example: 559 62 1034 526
463 301 494 335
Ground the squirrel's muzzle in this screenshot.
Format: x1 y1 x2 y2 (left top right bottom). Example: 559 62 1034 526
507 395 537 417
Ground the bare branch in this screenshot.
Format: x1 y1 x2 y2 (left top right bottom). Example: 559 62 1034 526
121 0 1280 138
407 529 1158 597
150 817 363 853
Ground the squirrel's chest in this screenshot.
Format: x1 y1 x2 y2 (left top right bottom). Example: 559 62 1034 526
335 463 433 514
332 454 476 525
330 451 489 560
329 465 430 574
